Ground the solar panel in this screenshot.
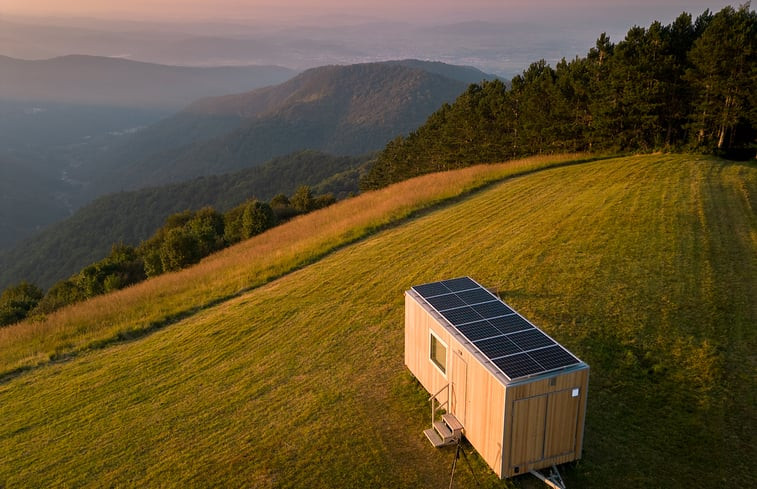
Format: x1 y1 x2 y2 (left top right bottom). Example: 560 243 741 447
425 293 466 311
456 288 497 305
441 276 478 292
440 306 483 325
528 345 580 370
508 329 553 351
488 314 532 334
475 335 521 358
471 301 514 319
411 277 583 380
456 320 502 341
413 281 450 298
492 353 544 378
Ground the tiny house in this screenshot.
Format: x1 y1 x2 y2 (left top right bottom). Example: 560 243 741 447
405 277 588 479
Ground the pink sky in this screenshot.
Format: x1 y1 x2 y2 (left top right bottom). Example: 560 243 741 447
1 1 736 23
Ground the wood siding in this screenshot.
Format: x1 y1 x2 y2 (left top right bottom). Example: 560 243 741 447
405 293 450 406
405 292 507 477
502 368 589 477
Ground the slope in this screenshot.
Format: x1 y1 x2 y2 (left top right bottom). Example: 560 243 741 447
0 151 369 290
89 61 477 192
0 155 754 488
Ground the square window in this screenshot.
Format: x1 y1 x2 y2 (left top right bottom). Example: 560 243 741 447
429 331 447 375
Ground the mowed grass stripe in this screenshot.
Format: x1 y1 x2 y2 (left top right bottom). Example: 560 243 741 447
0 155 754 488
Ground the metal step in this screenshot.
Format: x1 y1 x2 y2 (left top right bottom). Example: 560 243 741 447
442 413 464 435
424 428 448 448
434 420 455 442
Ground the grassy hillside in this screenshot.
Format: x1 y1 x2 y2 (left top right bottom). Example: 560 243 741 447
0 154 754 488
0 154 578 377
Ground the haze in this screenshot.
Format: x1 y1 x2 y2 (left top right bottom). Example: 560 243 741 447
2 1 739 77
3 1 735 24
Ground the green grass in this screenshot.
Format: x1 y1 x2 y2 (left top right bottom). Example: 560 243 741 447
0 154 754 488
0 153 587 380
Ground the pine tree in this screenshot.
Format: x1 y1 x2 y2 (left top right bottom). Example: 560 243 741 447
687 4 757 151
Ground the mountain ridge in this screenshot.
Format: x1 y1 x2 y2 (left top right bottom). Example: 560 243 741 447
0 54 297 109
85 60 486 192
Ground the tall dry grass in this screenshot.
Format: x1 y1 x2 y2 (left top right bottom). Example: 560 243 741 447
0 154 590 376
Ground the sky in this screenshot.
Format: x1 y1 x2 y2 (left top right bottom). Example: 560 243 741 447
1 0 738 24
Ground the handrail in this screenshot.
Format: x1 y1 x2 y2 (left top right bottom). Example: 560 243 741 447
428 383 449 428
428 383 449 402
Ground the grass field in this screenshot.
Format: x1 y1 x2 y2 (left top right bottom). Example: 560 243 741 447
0 153 588 380
0 154 754 488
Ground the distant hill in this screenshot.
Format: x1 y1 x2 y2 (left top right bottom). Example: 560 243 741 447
0 58 485 252
85 60 487 192
0 151 368 290
385 59 496 84
0 55 297 251
183 59 491 117
0 55 296 109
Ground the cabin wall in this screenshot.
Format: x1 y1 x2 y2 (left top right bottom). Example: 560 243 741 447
501 367 589 477
451 343 506 477
405 292 507 477
404 293 450 406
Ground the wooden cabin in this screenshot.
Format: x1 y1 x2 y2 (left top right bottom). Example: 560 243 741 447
405 277 589 479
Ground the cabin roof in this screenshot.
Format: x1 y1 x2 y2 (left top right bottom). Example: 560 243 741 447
408 276 587 384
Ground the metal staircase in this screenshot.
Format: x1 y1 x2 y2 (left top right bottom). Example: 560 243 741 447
424 413 464 447
423 383 464 447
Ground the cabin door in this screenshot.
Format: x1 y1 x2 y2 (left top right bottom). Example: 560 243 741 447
544 388 581 457
450 352 467 425
510 388 582 469
511 395 548 466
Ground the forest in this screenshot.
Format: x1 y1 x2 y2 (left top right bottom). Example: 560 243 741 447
361 5 756 189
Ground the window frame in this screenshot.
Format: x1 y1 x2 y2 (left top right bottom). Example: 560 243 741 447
429 329 448 377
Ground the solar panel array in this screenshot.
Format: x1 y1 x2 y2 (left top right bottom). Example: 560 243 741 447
412 277 581 380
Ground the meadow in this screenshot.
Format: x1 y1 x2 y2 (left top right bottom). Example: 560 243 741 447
0 154 754 488
0 153 588 379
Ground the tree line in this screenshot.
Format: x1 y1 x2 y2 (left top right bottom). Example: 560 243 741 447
361 5 757 190
0 186 334 326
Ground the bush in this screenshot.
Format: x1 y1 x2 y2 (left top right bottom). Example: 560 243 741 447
0 282 44 326
241 201 277 238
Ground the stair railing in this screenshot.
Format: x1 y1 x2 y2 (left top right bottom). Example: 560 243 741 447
428 383 449 427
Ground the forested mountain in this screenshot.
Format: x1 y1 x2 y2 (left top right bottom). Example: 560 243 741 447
362 6 757 189
0 151 367 290
0 55 296 109
0 58 485 252
85 61 489 192
0 56 295 251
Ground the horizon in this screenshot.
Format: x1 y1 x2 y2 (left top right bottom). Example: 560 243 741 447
1 1 743 77
2 1 738 25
